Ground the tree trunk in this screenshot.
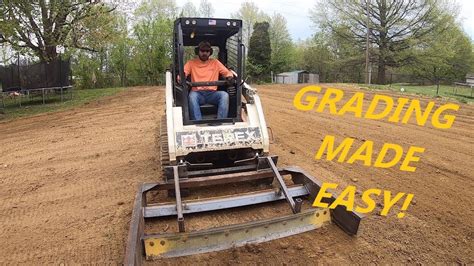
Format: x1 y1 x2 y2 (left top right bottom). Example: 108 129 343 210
377 59 386 84
377 1 388 85
41 45 58 62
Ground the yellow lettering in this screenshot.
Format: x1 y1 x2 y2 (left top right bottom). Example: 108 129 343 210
373 143 404 168
381 191 405 216
355 188 381 213
431 103 459 129
314 183 414 218
294 86 459 130
388 97 409 123
316 88 344 114
315 136 354 162
364 94 394 120
347 140 373 166
338 92 364 117
401 100 435 126
400 146 425 172
293 85 321 111
312 182 338 208
329 185 356 211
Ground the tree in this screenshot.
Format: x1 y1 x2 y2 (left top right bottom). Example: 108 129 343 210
296 35 335 82
0 1 116 62
198 0 214 17
404 17 473 86
248 22 271 82
131 0 176 85
471 43 474 73
232 1 269 49
269 13 294 74
0 44 15 64
109 15 132 87
134 0 178 20
181 1 199 17
311 0 447 84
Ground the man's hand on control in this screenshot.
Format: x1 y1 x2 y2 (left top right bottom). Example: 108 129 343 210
226 76 235 85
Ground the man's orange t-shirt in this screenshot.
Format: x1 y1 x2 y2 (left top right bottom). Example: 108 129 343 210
184 58 233 91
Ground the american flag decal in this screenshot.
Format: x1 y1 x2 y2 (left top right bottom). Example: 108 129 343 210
208 19 216 25
181 134 197 147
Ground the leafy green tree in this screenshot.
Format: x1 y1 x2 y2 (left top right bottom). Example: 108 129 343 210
231 1 269 49
68 8 125 89
72 51 102 89
135 0 178 20
296 35 335 82
70 0 179 88
0 1 116 62
269 13 294 74
294 28 366 83
131 0 177 85
198 0 215 17
248 22 271 82
181 1 199 17
404 17 473 85
471 43 474 73
109 15 132 87
132 19 173 84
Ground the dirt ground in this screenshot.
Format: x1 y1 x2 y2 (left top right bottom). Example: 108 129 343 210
0 84 472 264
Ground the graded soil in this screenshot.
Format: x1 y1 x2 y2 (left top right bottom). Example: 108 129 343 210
0 85 472 264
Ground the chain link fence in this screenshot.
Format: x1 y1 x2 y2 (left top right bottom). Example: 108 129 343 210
313 70 473 101
71 74 166 90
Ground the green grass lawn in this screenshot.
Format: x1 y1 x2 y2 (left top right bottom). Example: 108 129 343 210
0 87 125 120
360 83 473 103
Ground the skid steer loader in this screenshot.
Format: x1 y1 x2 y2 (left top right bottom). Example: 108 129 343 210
124 18 362 264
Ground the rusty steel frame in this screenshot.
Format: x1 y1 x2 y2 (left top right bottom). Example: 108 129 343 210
144 185 308 218
124 165 362 265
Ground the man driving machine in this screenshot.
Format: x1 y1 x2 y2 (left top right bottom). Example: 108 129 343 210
183 41 234 120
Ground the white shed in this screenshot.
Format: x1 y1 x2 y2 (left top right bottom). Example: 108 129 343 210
466 74 474 85
275 70 319 84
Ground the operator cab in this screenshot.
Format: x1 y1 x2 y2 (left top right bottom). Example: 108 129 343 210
172 18 245 125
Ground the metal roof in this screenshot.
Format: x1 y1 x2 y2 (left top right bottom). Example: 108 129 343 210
276 70 309 76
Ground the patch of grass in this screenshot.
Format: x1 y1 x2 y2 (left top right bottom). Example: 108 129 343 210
0 87 125 120
360 83 473 103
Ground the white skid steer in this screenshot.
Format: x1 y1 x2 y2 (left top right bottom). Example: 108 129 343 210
124 17 361 265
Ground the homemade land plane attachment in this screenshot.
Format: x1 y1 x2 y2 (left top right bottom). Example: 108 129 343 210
124 17 362 265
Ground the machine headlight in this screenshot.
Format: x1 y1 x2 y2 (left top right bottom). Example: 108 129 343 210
192 20 196 25
185 20 190 25
226 21 231 26
232 21 237 26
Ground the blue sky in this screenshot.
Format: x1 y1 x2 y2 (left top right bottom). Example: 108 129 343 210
175 0 474 41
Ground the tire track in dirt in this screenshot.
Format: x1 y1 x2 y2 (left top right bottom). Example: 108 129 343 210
257 84 473 264
0 85 472 264
0 87 164 264
260 85 473 185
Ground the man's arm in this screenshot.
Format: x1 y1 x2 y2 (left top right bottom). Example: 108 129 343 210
184 61 191 78
178 61 191 83
216 60 233 78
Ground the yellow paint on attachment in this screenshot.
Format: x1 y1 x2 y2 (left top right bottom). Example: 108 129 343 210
144 238 176 257
142 208 335 259
309 209 331 226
